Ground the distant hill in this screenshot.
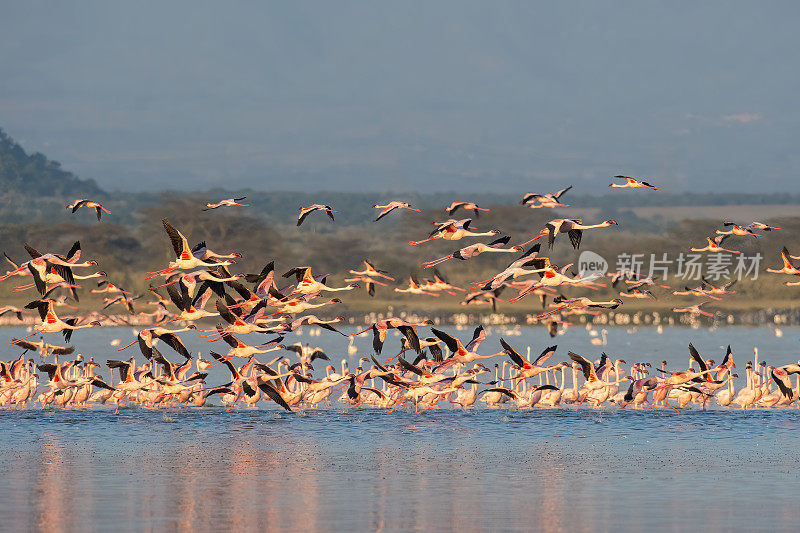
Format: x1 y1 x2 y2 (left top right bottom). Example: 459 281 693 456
0 128 105 198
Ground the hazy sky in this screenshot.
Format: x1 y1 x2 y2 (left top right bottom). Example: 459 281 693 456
1 2 798 193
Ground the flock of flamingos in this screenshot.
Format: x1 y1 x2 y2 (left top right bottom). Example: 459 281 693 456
1 175 800 412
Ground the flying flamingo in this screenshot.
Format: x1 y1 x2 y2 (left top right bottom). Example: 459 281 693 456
203 197 248 210
568 351 630 395
20 300 101 343
348 260 395 281
544 218 618 249
672 285 722 300
1 253 30 279
508 265 601 303
520 186 572 208
66 199 111 220
394 276 439 297
343 275 388 297
372 201 421 221
423 269 465 295
297 204 336 226
609 175 658 189
619 288 657 300
445 202 490 217
716 222 760 237
353 318 434 354
500 338 558 381
422 236 523 268
672 301 714 317
409 219 499 246
766 247 800 277
270 296 342 316
747 222 781 231
116 325 198 360
478 243 550 291
537 297 622 320
164 284 220 323
0 306 27 321
430 326 505 367
11 337 74 359
701 277 737 296
289 268 358 295
690 235 741 254
147 219 236 278
191 241 242 261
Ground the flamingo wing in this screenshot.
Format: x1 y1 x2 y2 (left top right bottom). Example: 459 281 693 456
532 345 558 366
499 338 526 367
162 219 190 257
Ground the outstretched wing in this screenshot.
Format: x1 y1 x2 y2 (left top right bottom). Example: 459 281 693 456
532 345 557 366
499 338 526 367
569 351 594 380
688 343 708 372
465 325 486 352
431 328 461 353
162 219 189 258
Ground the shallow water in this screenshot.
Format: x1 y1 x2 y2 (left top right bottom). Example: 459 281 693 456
2 325 799 531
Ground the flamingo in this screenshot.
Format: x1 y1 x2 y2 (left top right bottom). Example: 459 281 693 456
297 204 336 226
394 275 439 297
690 235 741 254
353 318 433 354
537 297 622 320
430 326 504 367
568 351 630 394
700 277 737 296
116 325 197 360
1 252 30 279
163 284 220 322
203 197 248 210
372 201 421 221
409 219 499 246
732 362 759 409
422 236 523 268
544 218 618 249
747 222 781 231
343 275 388 297
147 219 236 278
66 199 111 220
0 306 27 321
609 175 658 189
619 288 657 300
280 315 348 336
716 222 760 237
423 269 465 294
509 266 601 303
20 300 100 342
672 301 714 317
521 186 572 208
445 201 490 217
771 363 800 400
766 247 800 281
500 338 558 381
348 260 395 281
289 268 358 295
11 337 74 359
478 243 550 291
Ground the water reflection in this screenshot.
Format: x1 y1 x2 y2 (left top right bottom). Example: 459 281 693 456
2 406 800 530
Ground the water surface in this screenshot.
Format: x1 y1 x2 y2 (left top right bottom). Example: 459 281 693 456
1 325 798 531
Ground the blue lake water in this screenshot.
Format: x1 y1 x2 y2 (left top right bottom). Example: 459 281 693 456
1 324 799 531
